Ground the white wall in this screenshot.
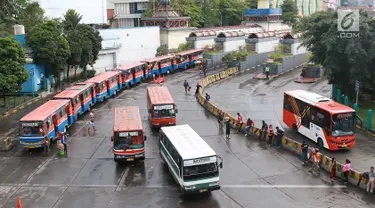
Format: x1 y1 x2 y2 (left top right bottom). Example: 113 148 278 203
223 39 246 52
195 39 215 49
35 0 107 24
256 39 279 53
89 27 160 72
167 30 193 49
291 42 307 55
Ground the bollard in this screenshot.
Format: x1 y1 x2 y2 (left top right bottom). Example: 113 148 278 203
353 103 358 113
332 84 337 100
344 96 349 106
336 89 341 103
367 109 372 130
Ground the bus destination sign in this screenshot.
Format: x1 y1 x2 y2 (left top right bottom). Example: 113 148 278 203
336 113 353 119
119 132 138 137
184 156 217 166
22 122 40 127
154 105 173 110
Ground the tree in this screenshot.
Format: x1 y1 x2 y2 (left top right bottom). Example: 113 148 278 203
26 20 70 80
16 1 44 33
222 49 247 66
294 11 375 95
0 37 29 93
280 0 298 26
177 42 190 52
63 9 82 32
245 0 258 8
156 45 168 56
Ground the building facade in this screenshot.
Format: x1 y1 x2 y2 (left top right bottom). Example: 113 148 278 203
111 0 149 28
259 0 324 16
33 0 108 24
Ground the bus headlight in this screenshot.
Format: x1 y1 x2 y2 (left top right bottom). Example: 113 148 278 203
184 185 196 190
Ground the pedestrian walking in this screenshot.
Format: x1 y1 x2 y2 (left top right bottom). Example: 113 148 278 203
236 113 243 132
342 159 351 184
43 136 50 154
274 126 283 147
218 111 224 133
88 112 96 131
225 117 231 140
195 82 202 96
183 80 190 94
301 141 308 164
259 121 268 140
61 132 67 153
203 68 207 77
367 167 375 194
309 148 321 176
204 93 210 104
265 65 270 79
267 124 274 146
245 118 254 137
329 157 337 183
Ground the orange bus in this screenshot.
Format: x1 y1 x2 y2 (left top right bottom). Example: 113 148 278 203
111 106 147 162
283 90 356 150
176 48 204 70
147 86 177 128
141 55 176 77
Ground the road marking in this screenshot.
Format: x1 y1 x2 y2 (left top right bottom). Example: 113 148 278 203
221 185 347 188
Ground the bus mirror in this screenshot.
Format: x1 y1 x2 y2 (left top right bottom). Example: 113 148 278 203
175 108 178 113
219 162 223 169
111 136 113 141
144 135 147 141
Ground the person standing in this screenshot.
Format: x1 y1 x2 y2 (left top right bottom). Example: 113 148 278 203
329 157 337 183
265 65 270 79
218 111 224 132
236 113 243 132
309 148 321 175
367 167 375 194
267 125 274 146
183 80 189 94
301 141 309 164
225 117 231 140
43 136 49 154
195 82 202 96
342 159 351 184
259 121 268 140
61 132 67 153
245 118 254 137
275 126 283 147
88 112 96 131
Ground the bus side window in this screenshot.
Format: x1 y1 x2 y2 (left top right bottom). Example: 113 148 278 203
283 94 293 112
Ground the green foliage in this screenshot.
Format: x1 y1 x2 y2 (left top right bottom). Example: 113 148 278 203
0 37 29 93
63 9 82 31
280 0 298 26
177 42 190 52
26 20 71 78
222 48 248 65
245 0 258 8
86 70 96 78
268 44 291 62
294 11 375 95
156 45 168 56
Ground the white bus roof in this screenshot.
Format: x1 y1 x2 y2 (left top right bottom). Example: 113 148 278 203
285 90 331 105
161 124 216 160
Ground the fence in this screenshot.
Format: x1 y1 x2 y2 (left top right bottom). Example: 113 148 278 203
203 52 230 68
265 52 310 74
238 52 272 71
0 93 39 114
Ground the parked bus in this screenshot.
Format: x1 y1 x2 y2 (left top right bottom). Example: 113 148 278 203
84 71 122 102
19 100 71 149
147 86 177 128
111 106 147 162
176 48 204 70
111 62 147 88
159 124 223 194
283 90 356 150
141 55 176 77
53 83 96 123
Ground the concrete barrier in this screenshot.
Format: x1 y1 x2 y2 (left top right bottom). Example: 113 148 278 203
0 137 13 151
197 67 369 191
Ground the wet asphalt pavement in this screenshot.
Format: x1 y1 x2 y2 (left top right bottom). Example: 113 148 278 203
207 68 375 172
0 68 374 207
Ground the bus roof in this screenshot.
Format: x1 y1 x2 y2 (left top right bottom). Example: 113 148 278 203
161 124 216 160
285 90 355 114
147 86 174 105
141 55 174 63
20 100 70 122
114 106 143 132
176 48 204 56
85 71 120 84
116 62 144 70
54 84 92 99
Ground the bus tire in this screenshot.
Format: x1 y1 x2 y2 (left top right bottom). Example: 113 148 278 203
64 125 68 133
114 157 118 162
140 156 145 160
317 138 324 148
103 97 106 102
292 124 298 133
167 70 170 74
184 65 188 70
88 104 92 111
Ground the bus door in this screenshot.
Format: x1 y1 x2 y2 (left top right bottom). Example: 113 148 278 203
79 93 85 112
142 64 147 79
117 74 122 89
52 113 58 133
89 86 96 104
188 55 192 67
105 80 110 96
170 58 175 71
157 61 162 75
131 67 136 83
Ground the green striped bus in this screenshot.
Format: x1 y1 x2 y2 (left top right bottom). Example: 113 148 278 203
159 124 223 194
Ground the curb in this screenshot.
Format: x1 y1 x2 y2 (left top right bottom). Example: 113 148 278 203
196 67 370 191
294 78 320 83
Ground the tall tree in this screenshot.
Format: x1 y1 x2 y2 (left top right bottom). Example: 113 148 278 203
63 9 82 32
26 20 70 80
280 0 298 26
17 1 44 33
0 37 29 93
245 0 258 8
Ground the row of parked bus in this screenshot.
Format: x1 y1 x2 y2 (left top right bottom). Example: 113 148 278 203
18 48 204 149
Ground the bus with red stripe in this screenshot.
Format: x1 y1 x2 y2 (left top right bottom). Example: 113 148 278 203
84 71 122 102
176 48 204 70
112 62 147 88
111 106 147 162
283 90 356 150
19 100 71 149
53 83 96 123
141 55 176 77
147 86 177 128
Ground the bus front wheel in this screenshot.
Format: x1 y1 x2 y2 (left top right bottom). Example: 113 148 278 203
317 138 324 148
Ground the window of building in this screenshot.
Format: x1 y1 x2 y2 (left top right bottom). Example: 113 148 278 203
134 18 139 27
129 3 137 14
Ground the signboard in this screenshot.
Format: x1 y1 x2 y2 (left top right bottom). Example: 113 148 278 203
119 132 138 137
336 113 353 119
154 105 173 110
183 156 217 166
244 8 282 16
21 122 40 127
355 80 360 92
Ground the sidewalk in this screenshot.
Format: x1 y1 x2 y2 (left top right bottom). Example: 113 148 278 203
294 77 320 83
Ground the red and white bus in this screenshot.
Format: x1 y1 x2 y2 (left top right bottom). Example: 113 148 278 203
112 62 146 88
283 90 356 150
176 48 204 70
141 55 176 77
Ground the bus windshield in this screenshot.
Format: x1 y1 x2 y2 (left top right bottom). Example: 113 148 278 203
20 122 44 137
114 131 143 149
332 113 355 136
153 105 176 118
183 163 218 181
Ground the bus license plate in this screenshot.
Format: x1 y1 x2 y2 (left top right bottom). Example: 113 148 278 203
199 189 208 193
341 145 347 148
127 158 134 161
